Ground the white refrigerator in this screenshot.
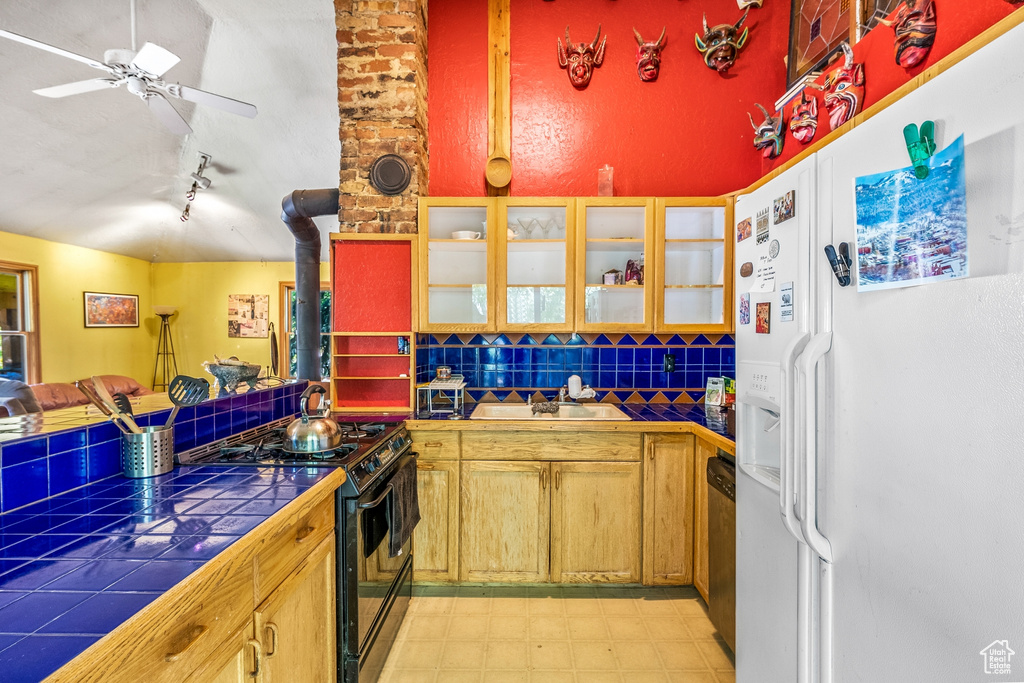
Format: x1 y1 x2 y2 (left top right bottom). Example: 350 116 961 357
733 22 1024 683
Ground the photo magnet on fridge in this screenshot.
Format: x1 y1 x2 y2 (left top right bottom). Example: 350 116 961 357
737 217 752 242
756 208 770 244
740 293 750 325
755 301 771 333
773 190 795 224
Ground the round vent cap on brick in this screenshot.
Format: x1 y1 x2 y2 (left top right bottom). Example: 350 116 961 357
369 154 412 195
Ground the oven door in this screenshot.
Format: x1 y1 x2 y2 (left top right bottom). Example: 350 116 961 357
353 453 414 654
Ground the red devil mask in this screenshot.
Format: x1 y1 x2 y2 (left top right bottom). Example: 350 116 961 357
812 43 865 131
633 27 667 82
694 11 749 75
879 0 937 68
789 91 818 145
557 25 607 89
749 103 785 159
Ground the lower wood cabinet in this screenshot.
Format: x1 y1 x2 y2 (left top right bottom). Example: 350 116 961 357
413 458 461 581
460 459 642 584
692 437 717 602
551 461 642 584
460 460 550 583
198 628 261 683
642 434 695 585
253 535 336 682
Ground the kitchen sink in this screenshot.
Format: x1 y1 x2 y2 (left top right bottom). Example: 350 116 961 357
469 403 631 421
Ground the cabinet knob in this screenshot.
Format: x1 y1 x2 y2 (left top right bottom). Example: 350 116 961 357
265 622 280 658
541 469 547 490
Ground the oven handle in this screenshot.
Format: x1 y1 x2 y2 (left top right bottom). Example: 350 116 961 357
358 484 393 510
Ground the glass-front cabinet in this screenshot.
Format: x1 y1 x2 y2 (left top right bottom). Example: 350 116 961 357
497 198 576 331
654 198 733 332
575 198 655 332
418 198 496 332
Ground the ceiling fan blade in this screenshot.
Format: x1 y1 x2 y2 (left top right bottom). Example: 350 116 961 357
34 78 119 98
175 85 257 118
0 28 114 74
130 42 179 77
146 93 192 135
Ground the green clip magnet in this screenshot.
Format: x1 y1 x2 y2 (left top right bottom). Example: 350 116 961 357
903 120 936 179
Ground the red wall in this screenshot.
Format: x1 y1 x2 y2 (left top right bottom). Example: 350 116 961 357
429 0 790 197
428 0 1021 197
764 0 1020 172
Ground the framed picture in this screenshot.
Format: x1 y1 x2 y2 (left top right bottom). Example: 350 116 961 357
84 292 139 328
787 0 852 87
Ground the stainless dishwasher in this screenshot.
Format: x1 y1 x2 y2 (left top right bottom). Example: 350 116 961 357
707 449 736 653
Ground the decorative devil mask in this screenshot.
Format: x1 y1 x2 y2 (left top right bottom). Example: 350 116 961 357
789 91 818 145
878 0 937 68
749 103 785 159
633 27 667 82
737 0 763 7
557 25 607 89
695 11 750 75
812 43 865 131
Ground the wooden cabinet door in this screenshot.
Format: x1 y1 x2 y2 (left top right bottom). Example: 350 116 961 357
413 458 460 582
692 437 716 601
642 434 695 585
550 461 642 583
254 536 336 683
460 460 550 583
188 627 261 683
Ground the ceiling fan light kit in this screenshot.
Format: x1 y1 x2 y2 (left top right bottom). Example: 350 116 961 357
0 1 258 136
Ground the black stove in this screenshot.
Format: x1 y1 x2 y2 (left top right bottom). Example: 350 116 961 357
177 417 411 497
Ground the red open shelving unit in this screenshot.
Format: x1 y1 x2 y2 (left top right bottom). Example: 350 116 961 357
330 234 418 413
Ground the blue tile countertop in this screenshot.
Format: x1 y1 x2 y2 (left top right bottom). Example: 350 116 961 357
410 402 735 443
0 464 334 683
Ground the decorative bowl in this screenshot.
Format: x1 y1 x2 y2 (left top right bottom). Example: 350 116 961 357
203 360 261 393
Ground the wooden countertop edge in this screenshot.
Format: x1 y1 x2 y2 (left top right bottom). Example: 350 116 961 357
44 468 346 683
405 419 735 454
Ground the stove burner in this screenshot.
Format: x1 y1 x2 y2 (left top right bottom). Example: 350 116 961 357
342 423 386 439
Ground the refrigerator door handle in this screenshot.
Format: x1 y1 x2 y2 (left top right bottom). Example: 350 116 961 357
797 331 834 563
780 332 811 545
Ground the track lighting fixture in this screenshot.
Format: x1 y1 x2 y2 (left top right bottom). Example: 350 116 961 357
180 152 210 221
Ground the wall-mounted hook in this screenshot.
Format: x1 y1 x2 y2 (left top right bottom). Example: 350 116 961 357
824 242 853 287
904 121 936 179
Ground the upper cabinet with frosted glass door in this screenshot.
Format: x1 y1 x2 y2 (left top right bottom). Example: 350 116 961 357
654 198 733 333
417 198 496 333
497 198 575 332
575 198 655 332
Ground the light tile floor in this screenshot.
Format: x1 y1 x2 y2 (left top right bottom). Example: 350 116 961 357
380 585 735 683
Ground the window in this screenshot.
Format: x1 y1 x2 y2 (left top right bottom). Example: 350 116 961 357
0 262 40 384
279 282 331 379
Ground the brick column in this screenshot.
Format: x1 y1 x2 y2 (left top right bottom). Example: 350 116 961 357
336 0 427 234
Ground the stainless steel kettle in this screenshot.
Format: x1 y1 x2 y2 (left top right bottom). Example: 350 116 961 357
284 385 343 453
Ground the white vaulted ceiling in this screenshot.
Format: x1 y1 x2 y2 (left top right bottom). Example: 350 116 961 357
0 0 340 262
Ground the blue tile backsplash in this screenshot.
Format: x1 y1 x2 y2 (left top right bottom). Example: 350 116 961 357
0 382 306 514
416 332 735 406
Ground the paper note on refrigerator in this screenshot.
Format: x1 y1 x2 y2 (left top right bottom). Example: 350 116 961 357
751 255 776 292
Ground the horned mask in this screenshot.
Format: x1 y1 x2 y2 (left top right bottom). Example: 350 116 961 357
811 43 865 131
557 25 607 89
749 103 785 159
737 0 763 7
695 11 749 74
878 0 937 68
789 91 818 145
633 27 667 82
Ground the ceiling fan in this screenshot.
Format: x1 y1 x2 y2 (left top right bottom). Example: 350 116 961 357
0 0 257 135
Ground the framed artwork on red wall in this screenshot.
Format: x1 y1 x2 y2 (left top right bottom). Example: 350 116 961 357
787 0 852 86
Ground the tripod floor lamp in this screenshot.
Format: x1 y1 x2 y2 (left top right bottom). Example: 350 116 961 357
152 306 178 391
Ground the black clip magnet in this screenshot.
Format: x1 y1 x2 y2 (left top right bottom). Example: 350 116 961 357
824 242 853 287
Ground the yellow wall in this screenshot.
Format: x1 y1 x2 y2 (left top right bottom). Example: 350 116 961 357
151 261 329 379
1 230 154 384
2 229 328 386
